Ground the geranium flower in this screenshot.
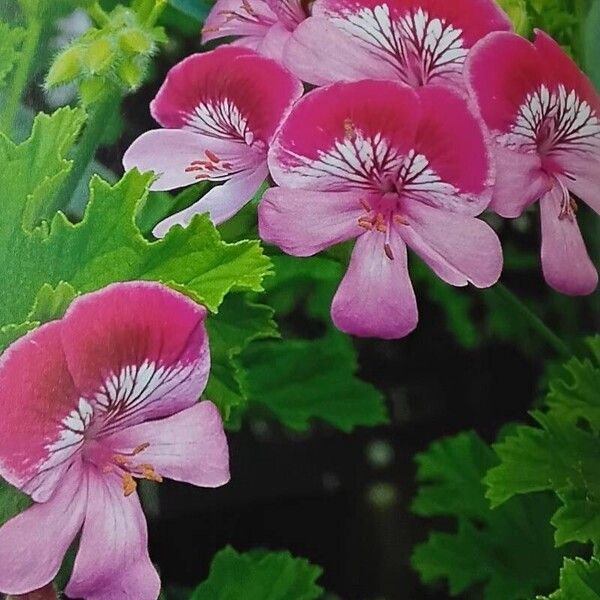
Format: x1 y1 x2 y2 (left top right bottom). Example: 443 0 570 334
0 282 229 599
123 46 302 237
283 0 511 87
466 31 599 295
258 80 502 338
202 0 311 64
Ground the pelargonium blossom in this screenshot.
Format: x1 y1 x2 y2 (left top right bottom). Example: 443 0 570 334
202 0 311 64
123 46 302 237
258 80 502 338
0 282 229 599
467 30 599 295
283 0 511 88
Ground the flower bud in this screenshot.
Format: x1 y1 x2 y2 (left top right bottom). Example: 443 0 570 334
498 0 530 36
119 28 153 55
79 76 107 105
46 46 82 88
116 59 145 90
84 37 115 75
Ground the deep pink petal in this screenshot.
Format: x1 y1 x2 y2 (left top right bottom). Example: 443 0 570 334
411 86 492 215
0 322 85 502
283 17 398 86
489 146 550 217
258 187 366 255
0 462 86 595
123 129 263 192
104 402 230 488
150 47 303 143
60 282 210 437
331 230 418 339
66 469 160 600
202 0 276 44
153 163 268 237
399 201 503 287
540 185 597 295
269 80 420 191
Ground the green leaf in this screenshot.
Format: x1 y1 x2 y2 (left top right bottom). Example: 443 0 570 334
0 479 30 528
206 294 279 421
168 0 211 22
583 0 600 88
538 558 600 600
26 281 78 323
241 332 388 432
0 321 36 354
189 546 324 600
411 432 568 600
0 21 25 88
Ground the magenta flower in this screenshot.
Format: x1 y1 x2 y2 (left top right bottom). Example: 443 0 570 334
258 80 502 338
466 31 599 295
123 46 302 237
0 282 229 599
202 0 310 64
283 0 511 88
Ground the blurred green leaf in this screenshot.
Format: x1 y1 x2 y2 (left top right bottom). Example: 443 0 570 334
538 557 600 599
583 0 600 89
0 21 25 89
0 479 30 528
168 0 212 22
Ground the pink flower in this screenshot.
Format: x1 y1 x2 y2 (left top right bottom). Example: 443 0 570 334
202 0 311 64
123 46 302 237
283 0 511 88
258 80 502 339
466 31 599 295
0 282 229 599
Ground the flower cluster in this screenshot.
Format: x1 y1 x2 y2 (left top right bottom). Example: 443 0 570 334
126 0 600 340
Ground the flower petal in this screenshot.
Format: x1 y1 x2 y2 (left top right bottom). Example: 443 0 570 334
265 0 307 28
565 158 600 215
400 201 503 287
269 79 420 191
258 187 366 256
283 17 398 85
153 162 268 237
150 47 303 144
257 22 293 63
60 282 210 437
0 461 86 595
540 185 598 295
65 469 160 600
123 129 263 192
0 322 87 502
202 0 276 44
331 230 418 339
104 402 230 488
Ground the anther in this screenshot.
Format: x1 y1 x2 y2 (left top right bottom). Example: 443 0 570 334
384 243 395 260
122 473 137 497
241 0 256 15
132 442 150 455
141 464 163 483
358 217 373 230
374 213 386 233
344 118 356 141
394 214 409 226
205 149 220 163
360 199 371 211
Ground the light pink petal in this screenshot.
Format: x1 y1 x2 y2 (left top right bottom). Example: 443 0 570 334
269 80 420 191
489 145 550 217
265 0 307 28
150 47 303 143
60 282 210 437
153 162 268 237
540 185 598 295
311 0 511 87
258 187 366 255
283 17 398 86
399 201 503 287
123 129 262 192
202 0 276 44
66 469 160 600
565 158 600 215
0 322 85 502
332 230 418 339
104 402 230 488
0 462 86 595
410 86 492 215
257 22 293 63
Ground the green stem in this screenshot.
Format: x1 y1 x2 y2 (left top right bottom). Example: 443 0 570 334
494 282 573 358
1 17 42 135
57 94 120 210
88 1 110 26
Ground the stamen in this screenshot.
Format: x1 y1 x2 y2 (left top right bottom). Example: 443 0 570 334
132 442 150 455
393 214 409 226
205 149 220 163
113 454 129 466
344 118 356 142
122 473 137 497
360 199 372 211
358 217 373 230
241 0 256 15
556 177 577 221
384 243 395 260
141 464 163 483
374 213 387 233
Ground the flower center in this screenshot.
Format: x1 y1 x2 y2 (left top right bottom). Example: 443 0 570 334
202 0 276 34
185 149 235 181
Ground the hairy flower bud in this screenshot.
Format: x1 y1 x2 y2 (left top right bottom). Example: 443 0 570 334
84 37 115 75
46 46 82 88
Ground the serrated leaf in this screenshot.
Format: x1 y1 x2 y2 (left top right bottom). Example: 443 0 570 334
0 21 25 89
190 546 323 600
26 282 78 323
241 332 388 432
538 558 600 600
0 321 36 354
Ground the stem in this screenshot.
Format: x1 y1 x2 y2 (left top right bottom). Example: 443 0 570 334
88 1 110 26
493 282 573 358
1 17 42 135
57 93 120 210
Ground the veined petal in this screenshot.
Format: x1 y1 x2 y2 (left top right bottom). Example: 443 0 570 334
332 230 418 339
269 79 420 191
105 402 230 488
153 162 268 237
123 129 263 192
563 155 600 215
202 0 276 44
60 282 210 438
265 0 308 28
400 201 503 287
66 469 160 600
540 185 597 295
0 461 86 595
257 22 293 62
0 322 89 502
258 187 366 255
150 47 303 144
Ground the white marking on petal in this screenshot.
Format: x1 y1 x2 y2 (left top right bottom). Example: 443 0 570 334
185 98 252 142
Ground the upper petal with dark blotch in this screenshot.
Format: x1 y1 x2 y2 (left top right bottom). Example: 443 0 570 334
202 0 277 44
